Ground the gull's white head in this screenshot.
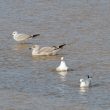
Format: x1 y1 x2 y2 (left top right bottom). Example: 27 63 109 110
61 57 64 61
80 79 84 83
80 79 86 88
12 31 18 36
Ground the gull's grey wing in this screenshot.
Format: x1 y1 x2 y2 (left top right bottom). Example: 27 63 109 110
39 46 61 55
16 34 30 41
39 47 55 53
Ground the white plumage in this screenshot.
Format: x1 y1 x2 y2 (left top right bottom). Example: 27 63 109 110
80 75 92 88
30 44 66 56
12 31 40 42
56 57 69 72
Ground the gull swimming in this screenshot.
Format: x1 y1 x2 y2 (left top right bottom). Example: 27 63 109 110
30 44 66 56
80 75 92 88
12 31 40 42
56 57 69 72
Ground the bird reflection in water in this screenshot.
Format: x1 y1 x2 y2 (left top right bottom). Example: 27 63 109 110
13 43 31 51
79 87 90 95
32 55 60 61
57 71 68 81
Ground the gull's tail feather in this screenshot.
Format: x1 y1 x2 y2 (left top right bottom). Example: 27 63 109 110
87 75 92 79
59 43 66 49
31 34 40 38
53 43 66 50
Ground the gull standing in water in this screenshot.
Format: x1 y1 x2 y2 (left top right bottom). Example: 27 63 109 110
12 31 40 42
80 75 92 88
56 57 69 71
29 44 66 56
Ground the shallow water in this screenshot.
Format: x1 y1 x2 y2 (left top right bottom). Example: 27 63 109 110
0 0 110 109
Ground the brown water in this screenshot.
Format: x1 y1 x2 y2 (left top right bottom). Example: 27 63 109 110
0 0 110 110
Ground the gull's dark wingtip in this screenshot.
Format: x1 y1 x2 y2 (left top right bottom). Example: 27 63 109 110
59 43 66 49
32 34 40 38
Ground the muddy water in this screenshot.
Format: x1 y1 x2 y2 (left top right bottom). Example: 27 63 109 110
0 0 110 110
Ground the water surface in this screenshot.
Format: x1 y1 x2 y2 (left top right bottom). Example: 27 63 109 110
0 0 110 110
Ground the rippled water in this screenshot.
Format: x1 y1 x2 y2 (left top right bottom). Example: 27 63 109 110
0 0 110 109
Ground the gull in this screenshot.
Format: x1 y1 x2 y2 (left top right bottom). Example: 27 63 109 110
56 57 69 71
12 31 40 42
80 75 92 88
30 44 66 56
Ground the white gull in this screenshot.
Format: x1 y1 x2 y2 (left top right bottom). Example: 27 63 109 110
56 57 69 72
80 75 92 88
30 44 66 56
12 31 40 42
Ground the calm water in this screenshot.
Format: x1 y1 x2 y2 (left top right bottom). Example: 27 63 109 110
0 0 110 110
